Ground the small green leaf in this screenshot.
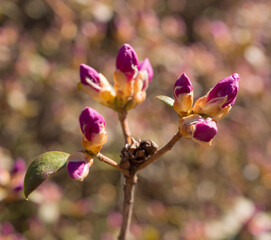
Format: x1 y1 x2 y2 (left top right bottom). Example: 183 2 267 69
156 95 174 108
24 151 70 199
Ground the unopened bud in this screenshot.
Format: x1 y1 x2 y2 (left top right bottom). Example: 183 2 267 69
138 58 153 90
192 74 239 121
173 73 193 115
116 44 138 81
79 107 107 154
80 64 100 91
131 73 147 107
114 44 153 110
207 73 239 107
67 152 93 181
80 64 115 107
179 114 218 144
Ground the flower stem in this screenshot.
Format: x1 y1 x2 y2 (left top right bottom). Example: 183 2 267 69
118 173 137 240
118 110 132 144
95 152 130 176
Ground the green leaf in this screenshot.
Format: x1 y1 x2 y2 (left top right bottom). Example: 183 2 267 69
24 151 70 199
156 95 174 108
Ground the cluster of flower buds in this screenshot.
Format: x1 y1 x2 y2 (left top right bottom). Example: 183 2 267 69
79 44 153 111
66 107 107 181
173 73 239 144
114 44 153 109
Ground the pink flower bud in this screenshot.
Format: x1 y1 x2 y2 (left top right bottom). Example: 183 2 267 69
173 73 193 115
80 64 101 92
179 114 218 144
193 119 218 142
116 44 138 81
192 73 239 121
67 152 93 181
80 107 106 141
79 64 115 107
79 107 107 153
207 73 239 108
138 58 153 89
173 73 193 97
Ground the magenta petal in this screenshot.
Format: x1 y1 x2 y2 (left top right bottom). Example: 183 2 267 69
116 44 138 81
79 107 105 141
67 161 87 179
80 64 101 90
139 58 153 82
207 73 239 108
173 73 193 99
193 120 218 142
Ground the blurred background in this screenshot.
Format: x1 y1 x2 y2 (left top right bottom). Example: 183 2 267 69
1 0 271 239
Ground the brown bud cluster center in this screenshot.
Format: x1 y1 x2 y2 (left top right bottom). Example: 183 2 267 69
120 138 158 174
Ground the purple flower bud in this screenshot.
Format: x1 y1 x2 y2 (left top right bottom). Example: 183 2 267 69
173 73 193 99
207 73 239 108
11 158 25 175
80 64 101 92
139 58 153 83
67 161 90 180
173 73 193 115
179 114 218 144
79 107 106 142
116 44 138 81
193 118 218 142
67 152 93 181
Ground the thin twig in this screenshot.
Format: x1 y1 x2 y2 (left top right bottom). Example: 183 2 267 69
118 131 182 239
118 173 137 240
138 131 182 170
118 110 132 144
95 152 130 176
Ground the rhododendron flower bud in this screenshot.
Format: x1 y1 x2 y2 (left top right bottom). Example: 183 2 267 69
207 73 239 107
138 58 153 90
113 44 153 110
67 152 93 181
130 58 154 107
79 107 107 154
179 114 218 144
173 73 193 116
116 44 138 81
192 74 239 121
80 64 115 107
113 44 139 108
